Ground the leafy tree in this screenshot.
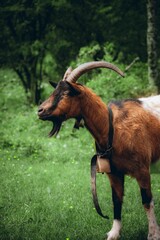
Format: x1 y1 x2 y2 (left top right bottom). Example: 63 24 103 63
0 0 55 104
0 0 160 104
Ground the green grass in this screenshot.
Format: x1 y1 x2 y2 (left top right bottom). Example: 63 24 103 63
0 69 160 240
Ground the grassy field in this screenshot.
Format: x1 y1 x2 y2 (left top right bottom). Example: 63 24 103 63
0 69 160 240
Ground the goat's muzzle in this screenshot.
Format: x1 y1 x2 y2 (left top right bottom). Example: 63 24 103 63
38 107 45 119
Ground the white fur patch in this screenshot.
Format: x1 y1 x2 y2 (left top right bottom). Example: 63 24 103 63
106 220 121 240
146 200 160 240
140 95 160 119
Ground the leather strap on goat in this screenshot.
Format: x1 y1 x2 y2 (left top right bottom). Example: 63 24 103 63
96 106 114 159
90 106 114 219
91 154 109 219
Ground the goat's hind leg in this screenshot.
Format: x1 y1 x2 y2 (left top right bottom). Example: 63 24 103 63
146 200 160 240
137 173 160 240
106 173 124 240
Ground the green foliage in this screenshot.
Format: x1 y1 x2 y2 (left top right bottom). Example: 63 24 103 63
69 42 103 84
43 54 58 81
0 0 57 104
74 43 102 65
70 43 155 102
1 0 160 103
87 62 156 103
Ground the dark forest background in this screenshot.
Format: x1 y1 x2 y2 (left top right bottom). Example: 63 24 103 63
0 0 160 104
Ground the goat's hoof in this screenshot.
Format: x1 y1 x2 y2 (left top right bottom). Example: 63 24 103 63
148 225 160 240
106 230 120 240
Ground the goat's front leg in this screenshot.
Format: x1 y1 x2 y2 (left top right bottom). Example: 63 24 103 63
106 173 124 240
137 173 160 240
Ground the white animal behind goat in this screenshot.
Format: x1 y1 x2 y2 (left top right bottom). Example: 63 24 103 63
139 95 160 119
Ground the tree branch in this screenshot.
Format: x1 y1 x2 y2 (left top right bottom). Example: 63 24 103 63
124 57 140 72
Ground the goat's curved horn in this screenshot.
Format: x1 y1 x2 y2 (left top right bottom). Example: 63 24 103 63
63 67 72 81
66 61 124 83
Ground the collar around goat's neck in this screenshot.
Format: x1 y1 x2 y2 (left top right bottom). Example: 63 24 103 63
96 105 114 160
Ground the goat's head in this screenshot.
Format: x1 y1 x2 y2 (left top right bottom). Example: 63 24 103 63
38 61 124 137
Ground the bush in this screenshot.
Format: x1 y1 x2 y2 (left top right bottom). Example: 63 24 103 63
70 43 155 102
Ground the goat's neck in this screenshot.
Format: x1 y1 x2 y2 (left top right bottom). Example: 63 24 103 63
80 89 109 150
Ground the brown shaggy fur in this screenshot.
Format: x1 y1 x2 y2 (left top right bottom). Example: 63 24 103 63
72 85 160 207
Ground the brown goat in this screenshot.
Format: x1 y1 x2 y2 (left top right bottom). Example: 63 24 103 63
38 61 160 240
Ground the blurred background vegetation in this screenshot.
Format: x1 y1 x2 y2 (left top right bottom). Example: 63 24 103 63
0 0 160 104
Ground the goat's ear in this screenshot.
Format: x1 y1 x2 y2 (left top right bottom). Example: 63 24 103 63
66 82 81 96
49 81 57 88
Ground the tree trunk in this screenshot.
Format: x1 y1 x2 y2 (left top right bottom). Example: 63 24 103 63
147 0 159 92
15 67 42 105
30 76 41 105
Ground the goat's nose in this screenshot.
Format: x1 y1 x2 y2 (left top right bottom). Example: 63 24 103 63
38 107 44 115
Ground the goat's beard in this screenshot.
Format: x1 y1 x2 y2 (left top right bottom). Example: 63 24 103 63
39 114 65 137
49 119 62 137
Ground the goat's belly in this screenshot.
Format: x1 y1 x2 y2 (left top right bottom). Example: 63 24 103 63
112 155 149 176
112 146 160 176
